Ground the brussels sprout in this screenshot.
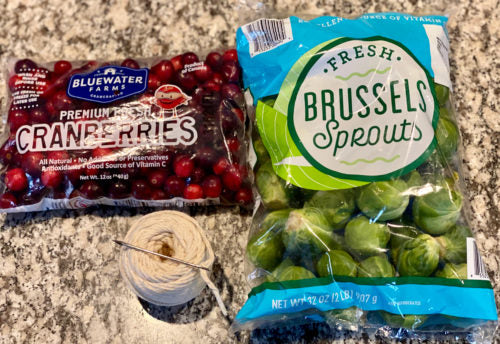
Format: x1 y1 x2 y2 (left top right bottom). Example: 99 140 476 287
282 208 343 257
388 221 421 263
316 250 357 278
380 311 428 329
412 183 463 235
402 170 424 189
397 234 440 276
435 115 459 161
267 258 295 282
256 160 289 210
356 180 410 221
344 216 390 257
285 184 314 209
305 189 356 230
436 225 472 264
435 263 467 279
357 256 395 277
324 307 362 331
247 210 291 271
434 83 450 106
275 265 316 281
252 136 270 165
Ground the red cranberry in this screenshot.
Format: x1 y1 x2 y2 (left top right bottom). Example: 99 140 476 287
8 74 23 91
92 147 114 161
151 60 174 83
194 63 213 82
21 152 45 176
183 184 203 199
235 187 253 204
171 55 184 71
54 60 72 75
121 58 140 69
45 98 58 118
221 83 242 100
226 137 240 153
14 59 37 73
220 187 235 202
202 175 222 198
176 70 197 91
211 73 224 85
202 80 221 92
190 167 205 184
51 90 74 112
4 168 28 191
147 169 168 188
48 150 70 161
164 175 185 197
82 60 98 70
0 192 17 208
38 78 55 99
0 137 17 165
131 179 152 199
151 189 167 200
222 49 238 63
174 155 194 178
196 147 217 168
41 170 63 188
222 164 242 191
205 52 223 71
221 61 240 83
217 104 239 132
79 181 103 199
65 162 83 184
193 88 221 109
182 52 199 65
108 180 130 199
8 109 29 133
213 157 230 175
148 74 162 92
121 166 140 178
232 107 245 122
30 108 49 123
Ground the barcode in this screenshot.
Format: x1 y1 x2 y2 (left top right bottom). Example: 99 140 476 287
241 18 293 57
467 238 489 280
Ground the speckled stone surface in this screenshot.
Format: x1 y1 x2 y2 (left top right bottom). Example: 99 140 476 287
0 0 498 343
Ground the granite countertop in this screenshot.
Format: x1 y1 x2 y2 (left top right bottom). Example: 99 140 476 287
0 0 498 343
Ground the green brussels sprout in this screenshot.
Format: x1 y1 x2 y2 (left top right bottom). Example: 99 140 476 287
282 208 343 257
434 83 450 106
285 184 313 209
256 160 289 210
412 183 463 235
316 250 357 277
357 256 395 277
324 307 361 330
436 225 472 264
435 115 459 161
402 170 424 189
397 234 440 276
435 263 467 279
247 210 291 270
356 180 410 221
344 216 390 257
252 136 270 165
380 311 428 329
267 258 295 282
305 189 356 230
275 265 316 281
388 221 421 263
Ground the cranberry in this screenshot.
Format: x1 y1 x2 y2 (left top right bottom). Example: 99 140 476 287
202 175 222 198
196 147 217 168
202 80 221 92
221 83 242 100
54 60 72 75
41 170 63 188
151 60 174 82
217 104 239 132
182 52 199 65
222 163 242 191
79 181 103 199
148 74 162 92
171 55 184 71
21 152 45 176
4 168 28 191
221 61 240 83
193 88 221 109
147 169 168 188
0 192 17 208
92 147 114 161
14 59 37 73
8 74 23 91
121 166 140 178
51 90 74 112
151 189 167 200
38 78 55 99
220 187 235 202
211 73 224 85
108 180 130 199
82 60 98 70
222 49 238 63
8 109 29 133
231 107 245 122
176 70 197 91
65 162 83 184
0 137 17 165
190 167 205 184
51 74 68 90
213 157 230 175
235 187 253 204
226 137 240 153
164 175 185 197
194 63 213 82
48 150 70 161
121 58 140 69
45 98 58 118
183 184 203 199
205 52 223 71
174 155 194 178
30 108 49 123
131 179 152 199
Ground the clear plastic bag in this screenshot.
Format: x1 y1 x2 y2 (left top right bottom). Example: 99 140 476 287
0 51 253 212
233 12 498 343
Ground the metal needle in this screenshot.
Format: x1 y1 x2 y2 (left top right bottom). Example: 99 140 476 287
113 239 210 271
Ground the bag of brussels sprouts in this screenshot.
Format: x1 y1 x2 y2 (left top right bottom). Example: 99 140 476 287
232 13 498 342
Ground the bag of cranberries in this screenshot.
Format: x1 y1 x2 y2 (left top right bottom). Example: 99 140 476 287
0 51 253 212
